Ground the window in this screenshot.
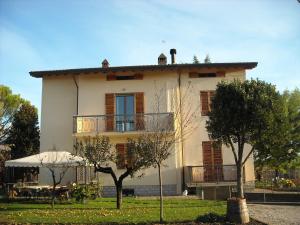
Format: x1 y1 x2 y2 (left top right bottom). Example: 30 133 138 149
107 74 143 81
116 76 135 80
189 71 225 78
105 93 144 132
202 141 223 182
116 143 134 169
116 95 135 131
190 73 216 78
200 91 215 116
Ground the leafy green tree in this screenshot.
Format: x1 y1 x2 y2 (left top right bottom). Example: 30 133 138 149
193 55 200 64
6 102 40 159
206 79 283 223
0 146 10 184
284 88 300 152
0 85 24 143
204 54 211 63
287 156 300 170
254 88 300 179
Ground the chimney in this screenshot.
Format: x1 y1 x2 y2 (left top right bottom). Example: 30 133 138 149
102 59 109 68
170 48 177 64
158 53 167 65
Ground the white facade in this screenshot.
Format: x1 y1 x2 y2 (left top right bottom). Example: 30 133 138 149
33 62 257 195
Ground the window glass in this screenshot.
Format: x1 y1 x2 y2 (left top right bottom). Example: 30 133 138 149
116 95 135 131
126 95 134 115
116 96 125 115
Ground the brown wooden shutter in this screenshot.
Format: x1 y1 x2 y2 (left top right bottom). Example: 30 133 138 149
105 93 115 131
134 73 143 80
202 141 224 182
213 143 224 181
106 74 116 81
202 141 213 181
212 144 223 165
209 91 215 112
216 71 225 77
200 91 209 116
126 143 134 168
135 92 145 130
189 72 198 78
202 141 212 165
116 144 125 169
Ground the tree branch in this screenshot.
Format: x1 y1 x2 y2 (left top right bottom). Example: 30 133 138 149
95 165 118 184
227 135 238 164
119 167 133 183
242 145 255 166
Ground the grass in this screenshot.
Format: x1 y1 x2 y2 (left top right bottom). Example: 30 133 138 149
0 197 226 224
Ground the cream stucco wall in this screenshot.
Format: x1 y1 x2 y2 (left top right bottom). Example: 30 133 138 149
39 68 255 190
180 70 245 165
39 75 77 184
75 72 182 192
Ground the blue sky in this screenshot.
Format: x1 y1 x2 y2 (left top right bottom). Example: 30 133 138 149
1 0 300 118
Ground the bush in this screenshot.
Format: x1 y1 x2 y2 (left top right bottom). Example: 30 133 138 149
71 184 91 203
278 178 296 188
88 179 103 199
71 179 103 203
196 213 225 223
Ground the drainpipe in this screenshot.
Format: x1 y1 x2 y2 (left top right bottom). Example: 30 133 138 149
72 75 79 115
72 75 79 183
177 69 185 192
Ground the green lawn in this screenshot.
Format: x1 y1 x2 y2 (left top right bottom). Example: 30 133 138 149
0 197 226 224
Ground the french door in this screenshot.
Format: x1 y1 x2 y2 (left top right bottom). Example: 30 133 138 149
116 95 135 131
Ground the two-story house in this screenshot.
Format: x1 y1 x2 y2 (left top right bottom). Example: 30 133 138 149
30 49 257 197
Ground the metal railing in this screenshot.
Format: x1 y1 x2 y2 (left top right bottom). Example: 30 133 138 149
73 113 174 134
184 165 237 184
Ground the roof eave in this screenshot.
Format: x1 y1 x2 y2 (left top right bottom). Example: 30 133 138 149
29 62 258 78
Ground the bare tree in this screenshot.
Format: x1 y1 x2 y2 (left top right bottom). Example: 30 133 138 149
75 136 152 209
128 83 200 223
38 149 80 209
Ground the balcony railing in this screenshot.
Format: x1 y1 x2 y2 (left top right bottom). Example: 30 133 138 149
73 113 174 134
184 165 238 185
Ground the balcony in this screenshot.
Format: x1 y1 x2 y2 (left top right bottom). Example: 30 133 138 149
73 113 174 134
184 165 238 187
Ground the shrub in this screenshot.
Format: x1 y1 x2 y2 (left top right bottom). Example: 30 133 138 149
88 179 103 199
196 213 225 223
278 178 296 188
71 179 103 203
71 184 91 203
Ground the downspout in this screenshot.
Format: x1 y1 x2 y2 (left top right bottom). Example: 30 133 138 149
72 75 79 183
72 75 79 114
177 69 185 191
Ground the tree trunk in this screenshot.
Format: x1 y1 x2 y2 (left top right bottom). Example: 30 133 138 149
51 184 56 209
158 164 163 223
226 163 249 224
116 182 123 210
274 168 279 186
256 169 262 182
236 163 244 198
227 198 250 224
50 170 56 209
